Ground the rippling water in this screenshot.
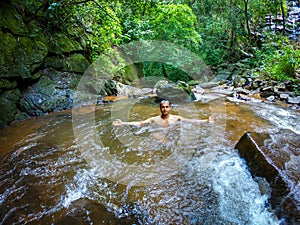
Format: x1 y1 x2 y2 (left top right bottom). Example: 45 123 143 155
0 98 299 224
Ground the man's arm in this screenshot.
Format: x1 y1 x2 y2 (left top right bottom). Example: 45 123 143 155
113 118 153 126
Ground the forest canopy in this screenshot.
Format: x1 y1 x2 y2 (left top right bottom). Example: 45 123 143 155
16 0 300 83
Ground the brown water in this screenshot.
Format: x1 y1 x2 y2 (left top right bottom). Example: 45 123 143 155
0 97 299 224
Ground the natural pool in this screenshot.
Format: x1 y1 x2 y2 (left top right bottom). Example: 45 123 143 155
0 97 299 224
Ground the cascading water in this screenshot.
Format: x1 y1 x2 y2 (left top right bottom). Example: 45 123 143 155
0 98 298 224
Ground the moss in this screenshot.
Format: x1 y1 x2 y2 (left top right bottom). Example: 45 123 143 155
0 88 22 128
47 33 83 54
0 2 28 35
12 37 48 78
46 54 90 73
0 78 17 89
45 56 65 70
68 54 90 73
0 31 16 76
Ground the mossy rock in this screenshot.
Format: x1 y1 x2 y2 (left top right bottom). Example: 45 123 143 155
154 80 196 102
47 33 83 54
45 56 66 70
0 78 17 89
68 54 90 73
10 37 48 79
0 88 22 128
0 2 28 35
19 69 81 116
46 54 90 73
0 31 16 76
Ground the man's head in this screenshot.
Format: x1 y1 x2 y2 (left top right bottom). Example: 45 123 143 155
160 100 171 117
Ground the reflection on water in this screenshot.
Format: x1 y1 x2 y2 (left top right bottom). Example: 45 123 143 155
1 98 298 224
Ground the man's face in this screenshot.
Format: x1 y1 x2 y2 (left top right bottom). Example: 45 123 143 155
160 102 171 116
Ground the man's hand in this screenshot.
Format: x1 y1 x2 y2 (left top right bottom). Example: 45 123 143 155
113 119 123 126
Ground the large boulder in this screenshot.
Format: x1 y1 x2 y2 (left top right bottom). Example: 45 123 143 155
235 131 300 224
19 69 81 116
154 80 196 102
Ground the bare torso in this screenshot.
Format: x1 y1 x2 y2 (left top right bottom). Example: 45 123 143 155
144 115 182 127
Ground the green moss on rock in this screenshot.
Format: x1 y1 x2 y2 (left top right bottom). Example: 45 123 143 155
68 54 90 73
48 33 83 54
46 54 90 73
0 31 16 76
12 37 48 78
0 78 17 89
0 2 28 35
0 88 21 128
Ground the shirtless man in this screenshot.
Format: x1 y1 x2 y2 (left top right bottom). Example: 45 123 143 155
113 100 214 127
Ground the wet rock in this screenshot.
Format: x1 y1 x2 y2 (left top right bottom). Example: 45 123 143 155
280 93 290 100
260 86 274 98
266 95 275 102
56 198 138 225
212 70 231 82
288 96 300 104
235 131 300 224
19 69 81 116
116 82 153 97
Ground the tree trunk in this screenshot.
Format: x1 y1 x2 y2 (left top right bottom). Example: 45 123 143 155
244 0 252 50
280 1 286 33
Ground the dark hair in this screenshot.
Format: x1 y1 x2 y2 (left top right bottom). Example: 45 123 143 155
160 100 171 106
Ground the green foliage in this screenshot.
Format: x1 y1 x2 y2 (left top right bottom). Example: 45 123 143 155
254 35 300 82
150 4 202 51
12 0 300 85
78 2 122 60
143 62 191 83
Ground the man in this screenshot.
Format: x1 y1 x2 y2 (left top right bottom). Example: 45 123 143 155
113 100 214 127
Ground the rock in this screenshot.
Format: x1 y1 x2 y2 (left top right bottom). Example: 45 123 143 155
47 33 83 54
280 93 290 100
234 87 251 95
19 69 81 116
0 78 17 89
260 86 274 98
288 96 300 104
0 89 22 128
46 54 90 73
0 31 16 76
266 95 275 102
154 80 196 102
192 85 205 94
0 2 28 36
11 37 48 78
235 131 300 224
116 82 153 97
212 70 231 82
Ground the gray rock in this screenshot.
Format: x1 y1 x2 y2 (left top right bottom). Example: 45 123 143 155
19 69 81 116
235 131 300 224
266 95 275 102
288 96 300 104
280 93 290 100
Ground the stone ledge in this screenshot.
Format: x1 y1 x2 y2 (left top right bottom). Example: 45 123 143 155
235 132 300 224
